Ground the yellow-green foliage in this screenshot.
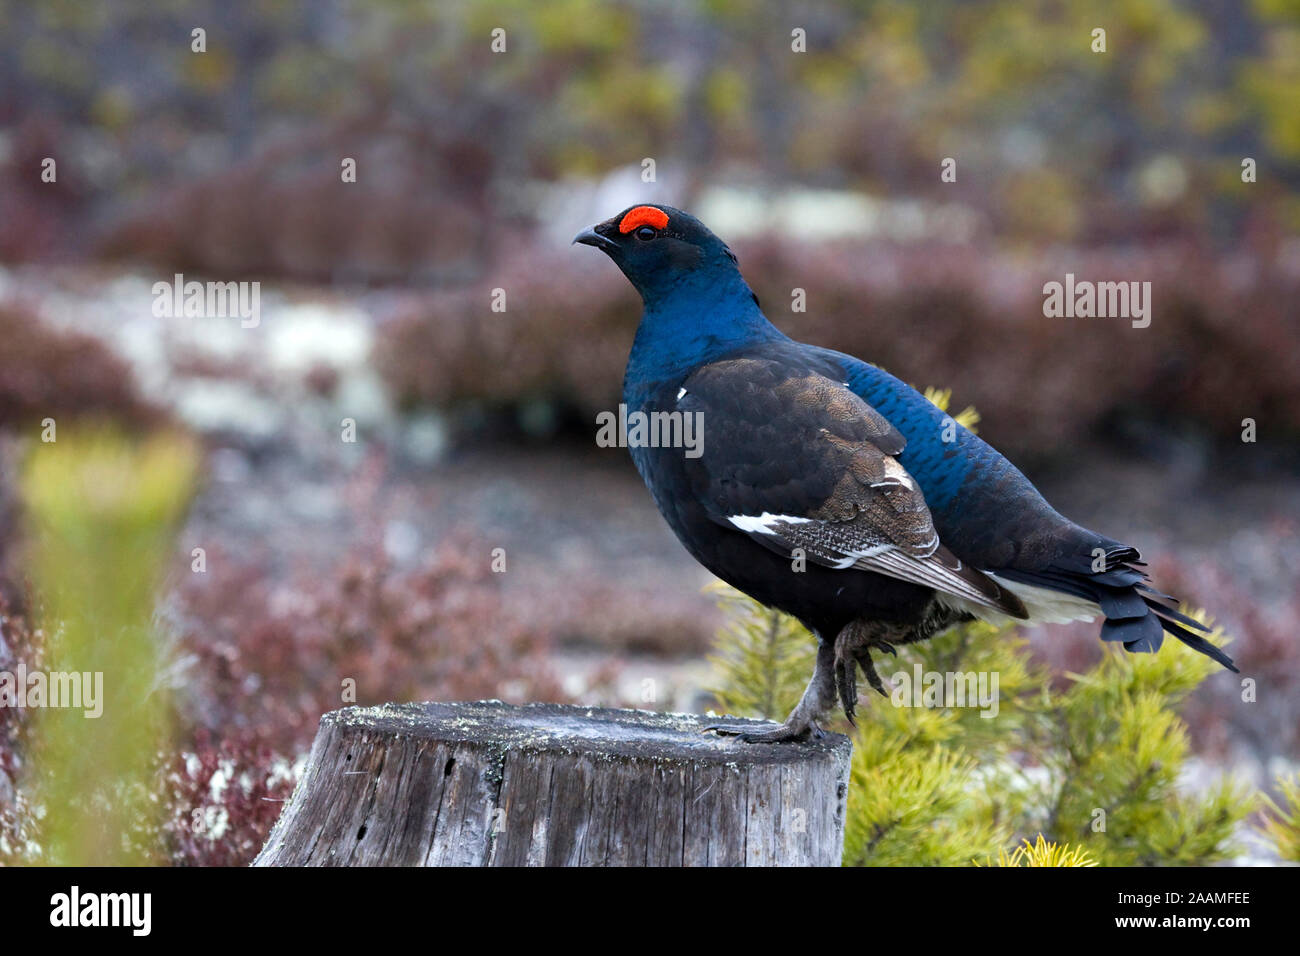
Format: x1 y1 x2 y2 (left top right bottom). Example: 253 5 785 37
843 716 1009 866
1035 611 1252 866
1258 773 1300 863
994 835 1097 867
20 428 197 865
706 585 1251 867
707 581 815 722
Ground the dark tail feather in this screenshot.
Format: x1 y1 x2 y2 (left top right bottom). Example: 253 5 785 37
998 552 1237 673
1145 595 1237 672
1161 616 1238 672
1100 610 1163 652
1097 545 1235 671
1099 584 1237 672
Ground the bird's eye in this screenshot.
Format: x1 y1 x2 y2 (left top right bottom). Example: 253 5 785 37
634 225 657 241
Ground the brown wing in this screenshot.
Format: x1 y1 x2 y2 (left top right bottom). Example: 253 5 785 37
681 359 1027 618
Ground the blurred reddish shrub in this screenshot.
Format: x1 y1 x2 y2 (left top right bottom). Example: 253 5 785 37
0 589 39 796
157 534 570 862
1145 550 1300 761
373 249 635 421
0 301 161 433
143 728 295 868
170 535 567 755
0 118 88 263
96 119 496 286
0 588 41 862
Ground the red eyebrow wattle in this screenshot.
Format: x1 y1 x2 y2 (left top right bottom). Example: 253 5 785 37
618 206 670 233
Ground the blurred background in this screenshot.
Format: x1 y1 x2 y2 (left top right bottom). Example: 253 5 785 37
0 0 1297 864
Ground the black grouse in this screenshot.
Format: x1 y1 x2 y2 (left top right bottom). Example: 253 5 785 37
575 203 1235 743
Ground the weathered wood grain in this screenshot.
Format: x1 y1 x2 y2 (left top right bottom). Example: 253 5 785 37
253 701 852 867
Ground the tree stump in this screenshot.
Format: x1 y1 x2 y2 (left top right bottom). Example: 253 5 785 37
253 700 852 867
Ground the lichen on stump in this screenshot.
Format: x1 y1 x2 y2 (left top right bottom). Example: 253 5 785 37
253 700 851 867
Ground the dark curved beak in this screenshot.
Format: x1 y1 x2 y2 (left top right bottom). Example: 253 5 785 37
573 225 619 254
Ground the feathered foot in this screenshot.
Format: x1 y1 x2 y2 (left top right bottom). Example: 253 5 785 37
706 640 837 743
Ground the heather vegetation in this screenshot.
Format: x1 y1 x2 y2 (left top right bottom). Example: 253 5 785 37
5 1 1298 264
0 303 163 433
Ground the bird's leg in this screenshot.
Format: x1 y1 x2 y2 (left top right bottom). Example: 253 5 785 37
705 640 837 743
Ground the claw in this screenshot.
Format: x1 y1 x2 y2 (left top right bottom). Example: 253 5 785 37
703 722 748 736
835 654 858 725
704 721 814 744
858 652 892 698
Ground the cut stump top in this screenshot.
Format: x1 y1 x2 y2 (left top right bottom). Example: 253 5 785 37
329 700 851 766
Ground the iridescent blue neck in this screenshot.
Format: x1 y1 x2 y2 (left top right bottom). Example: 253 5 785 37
623 269 786 398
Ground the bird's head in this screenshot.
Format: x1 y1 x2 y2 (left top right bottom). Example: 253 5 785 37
573 204 743 302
